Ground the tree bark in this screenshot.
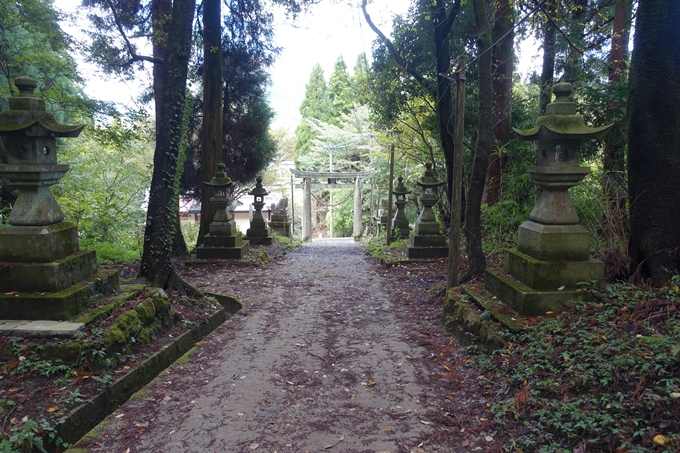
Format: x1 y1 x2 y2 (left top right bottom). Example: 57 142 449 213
140 0 196 287
539 0 557 114
627 0 680 285
198 0 224 246
459 0 493 283
483 0 514 206
151 0 188 257
602 0 632 208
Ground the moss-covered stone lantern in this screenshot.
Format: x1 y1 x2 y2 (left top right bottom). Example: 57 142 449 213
391 176 411 239
483 82 613 315
414 163 444 235
0 76 118 322
195 163 249 259
246 176 272 245
407 163 448 258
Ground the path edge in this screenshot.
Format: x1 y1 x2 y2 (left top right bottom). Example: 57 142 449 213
57 292 243 449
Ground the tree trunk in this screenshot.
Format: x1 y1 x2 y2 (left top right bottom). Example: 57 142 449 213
602 0 632 208
459 0 493 283
483 0 514 206
539 0 556 114
151 0 188 257
197 0 224 246
627 0 680 285
140 0 196 287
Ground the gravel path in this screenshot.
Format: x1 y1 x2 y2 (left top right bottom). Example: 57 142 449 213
72 239 489 453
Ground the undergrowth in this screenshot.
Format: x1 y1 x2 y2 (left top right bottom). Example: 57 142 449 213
470 277 680 452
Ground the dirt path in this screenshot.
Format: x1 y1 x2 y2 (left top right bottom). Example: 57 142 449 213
72 239 497 453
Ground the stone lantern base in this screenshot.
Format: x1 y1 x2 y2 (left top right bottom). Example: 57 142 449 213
195 231 250 259
0 222 119 320
482 221 604 316
269 213 291 238
246 227 273 245
406 234 448 259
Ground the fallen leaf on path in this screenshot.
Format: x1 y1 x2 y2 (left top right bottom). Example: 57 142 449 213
420 420 432 425
46 407 58 413
653 435 666 446
249 443 259 450
485 436 494 442
384 427 393 433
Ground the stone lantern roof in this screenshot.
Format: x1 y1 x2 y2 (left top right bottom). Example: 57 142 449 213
393 176 411 196
416 163 444 189
203 163 233 189
513 82 612 141
248 176 268 197
0 76 83 137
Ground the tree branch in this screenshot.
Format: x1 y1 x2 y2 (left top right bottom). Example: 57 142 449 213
106 0 163 66
360 0 428 88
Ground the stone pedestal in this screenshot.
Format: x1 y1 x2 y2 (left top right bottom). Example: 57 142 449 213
0 222 118 320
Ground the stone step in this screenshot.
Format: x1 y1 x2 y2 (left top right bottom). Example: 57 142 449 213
0 319 84 337
484 268 585 316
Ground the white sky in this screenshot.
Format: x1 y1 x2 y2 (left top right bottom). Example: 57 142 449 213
54 0 539 129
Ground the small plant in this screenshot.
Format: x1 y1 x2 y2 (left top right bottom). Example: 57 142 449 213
0 418 66 453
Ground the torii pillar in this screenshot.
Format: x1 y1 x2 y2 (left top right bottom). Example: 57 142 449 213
302 177 312 242
353 177 362 239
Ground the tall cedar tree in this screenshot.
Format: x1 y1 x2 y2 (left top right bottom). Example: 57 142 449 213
294 64 330 160
626 0 680 285
198 0 223 245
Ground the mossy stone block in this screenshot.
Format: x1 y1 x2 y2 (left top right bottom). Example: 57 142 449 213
0 269 118 320
104 325 125 347
134 298 156 323
115 310 142 337
0 222 79 262
484 269 581 316
40 341 83 365
0 250 97 292
504 248 604 290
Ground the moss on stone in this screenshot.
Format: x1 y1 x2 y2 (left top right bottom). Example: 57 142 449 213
104 325 125 347
152 294 171 314
115 310 142 337
134 298 156 323
40 341 82 365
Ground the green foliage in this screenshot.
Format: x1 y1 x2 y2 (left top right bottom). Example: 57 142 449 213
0 417 65 453
471 281 680 452
53 115 153 263
0 0 93 123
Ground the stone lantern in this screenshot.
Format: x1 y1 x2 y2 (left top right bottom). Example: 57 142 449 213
391 176 411 239
483 82 612 315
246 176 272 245
0 76 118 321
407 163 448 258
0 76 83 226
195 163 249 259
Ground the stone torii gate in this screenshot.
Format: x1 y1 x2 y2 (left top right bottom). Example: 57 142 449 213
291 169 375 242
